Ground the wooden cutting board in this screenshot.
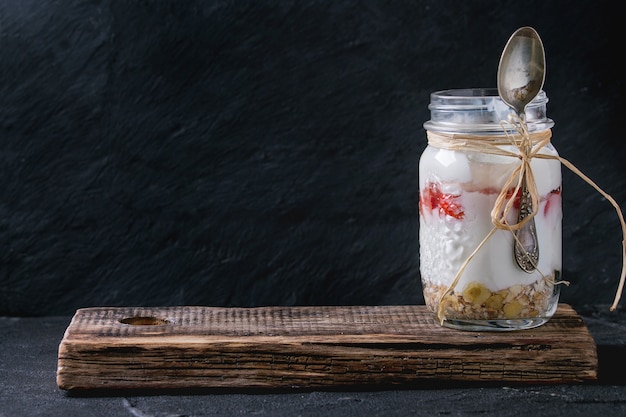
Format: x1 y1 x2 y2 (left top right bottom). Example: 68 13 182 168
56 304 597 390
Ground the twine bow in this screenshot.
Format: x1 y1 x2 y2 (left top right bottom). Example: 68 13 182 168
491 115 548 233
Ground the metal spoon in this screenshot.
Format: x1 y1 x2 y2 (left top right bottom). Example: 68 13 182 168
497 26 546 273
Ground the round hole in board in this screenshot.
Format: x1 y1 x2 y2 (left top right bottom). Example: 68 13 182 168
119 316 170 326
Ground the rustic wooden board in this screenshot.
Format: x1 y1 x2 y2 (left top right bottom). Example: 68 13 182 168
56 304 597 390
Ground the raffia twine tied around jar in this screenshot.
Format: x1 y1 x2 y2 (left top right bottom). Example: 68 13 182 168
426 114 626 325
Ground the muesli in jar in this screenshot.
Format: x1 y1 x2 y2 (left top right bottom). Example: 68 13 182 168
419 88 562 331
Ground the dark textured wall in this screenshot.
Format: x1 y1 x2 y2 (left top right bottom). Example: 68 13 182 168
0 0 624 316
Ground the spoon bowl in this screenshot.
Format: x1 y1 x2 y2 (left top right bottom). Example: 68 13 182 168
497 27 546 119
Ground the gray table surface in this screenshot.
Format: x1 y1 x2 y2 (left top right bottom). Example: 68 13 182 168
2 305 625 417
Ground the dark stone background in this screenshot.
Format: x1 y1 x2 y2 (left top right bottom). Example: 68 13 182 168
0 0 624 316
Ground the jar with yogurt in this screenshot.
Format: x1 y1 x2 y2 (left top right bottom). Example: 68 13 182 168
419 88 562 331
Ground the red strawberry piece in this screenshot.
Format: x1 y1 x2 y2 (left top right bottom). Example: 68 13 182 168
420 182 464 220
544 187 561 216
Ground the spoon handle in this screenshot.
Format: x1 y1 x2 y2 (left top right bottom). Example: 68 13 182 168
514 181 539 272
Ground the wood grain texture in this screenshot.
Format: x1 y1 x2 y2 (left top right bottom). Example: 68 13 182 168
56 304 597 390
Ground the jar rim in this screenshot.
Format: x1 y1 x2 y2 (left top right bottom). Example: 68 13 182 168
424 87 554 134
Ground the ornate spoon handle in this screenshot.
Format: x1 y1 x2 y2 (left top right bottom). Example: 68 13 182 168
514 183 539 272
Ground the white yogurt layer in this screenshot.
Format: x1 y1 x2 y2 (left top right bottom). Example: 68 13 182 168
419 145 562 292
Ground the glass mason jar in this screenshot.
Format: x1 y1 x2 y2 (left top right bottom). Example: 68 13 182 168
419 88 562 331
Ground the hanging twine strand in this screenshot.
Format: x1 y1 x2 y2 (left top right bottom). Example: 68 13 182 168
426 115 626 324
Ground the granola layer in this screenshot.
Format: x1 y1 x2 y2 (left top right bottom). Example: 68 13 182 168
422 273 558 320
